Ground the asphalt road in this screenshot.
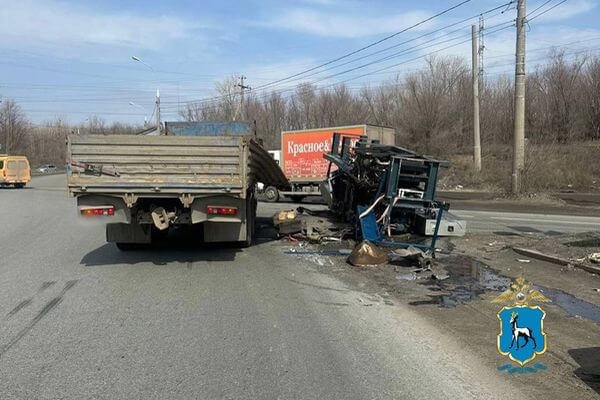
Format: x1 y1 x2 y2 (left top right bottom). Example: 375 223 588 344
451 209 600 235
0 175 596 399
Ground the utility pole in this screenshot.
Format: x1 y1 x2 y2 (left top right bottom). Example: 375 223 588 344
478 15 485 81
155 89 161 135
512 0 526 194
237 75 251 121
472 24 482 172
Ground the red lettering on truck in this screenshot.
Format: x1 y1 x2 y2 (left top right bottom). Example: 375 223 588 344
281 127 365 181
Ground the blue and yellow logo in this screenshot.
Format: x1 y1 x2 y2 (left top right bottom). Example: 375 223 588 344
493 277 550 366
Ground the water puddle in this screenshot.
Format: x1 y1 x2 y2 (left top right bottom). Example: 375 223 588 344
431 258 511 307
537 286 600 324
430 257 600 324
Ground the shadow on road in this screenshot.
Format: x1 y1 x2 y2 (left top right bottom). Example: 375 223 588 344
569 347 600 395
0 186 33 190
81 242 242 267
81 216 280 267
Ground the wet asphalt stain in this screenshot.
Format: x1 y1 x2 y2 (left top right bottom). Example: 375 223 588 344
0 280 79 358
6 282 60 318
492 231 522 237
565 238 600 247
61 280 78 293
6 299 33 318
508 226 543 233
314 301 350 307
38 281 57 292
285 277 349 293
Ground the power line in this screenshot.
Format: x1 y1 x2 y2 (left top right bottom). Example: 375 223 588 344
528 0 568 21
172 17 516 110
250 0 475 92
484 46 600 71
260 20 511 90
255 2 516 90
172 1 517 110
527 0 554 16
486 36 600 60
6 1 518 115
164 22 515 114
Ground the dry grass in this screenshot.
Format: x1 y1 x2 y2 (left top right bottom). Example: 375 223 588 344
439 141 600 193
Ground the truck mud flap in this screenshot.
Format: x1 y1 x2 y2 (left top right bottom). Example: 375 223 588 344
203 222 245 243
106 223 151 244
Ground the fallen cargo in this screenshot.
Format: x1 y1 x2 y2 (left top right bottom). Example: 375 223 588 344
321 133 465 253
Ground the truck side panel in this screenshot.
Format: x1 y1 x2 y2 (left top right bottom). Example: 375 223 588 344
68 134 246 196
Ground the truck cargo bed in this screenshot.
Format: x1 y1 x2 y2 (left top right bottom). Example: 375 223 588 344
68 134 288 197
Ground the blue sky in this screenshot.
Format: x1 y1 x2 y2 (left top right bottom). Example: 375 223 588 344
0 0 598 124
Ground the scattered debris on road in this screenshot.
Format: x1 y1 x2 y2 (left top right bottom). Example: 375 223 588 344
347 241 388 267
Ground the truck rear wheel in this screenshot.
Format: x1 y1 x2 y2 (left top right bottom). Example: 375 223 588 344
264 186 279 202
14 183 25 188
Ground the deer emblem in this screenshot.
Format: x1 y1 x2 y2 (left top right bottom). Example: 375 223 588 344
509 311 537 350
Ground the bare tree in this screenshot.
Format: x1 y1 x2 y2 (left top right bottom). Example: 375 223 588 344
583 57 600 140
399 56 469 152
528 51 587 143
86 115 106 135
260 91 287 149
0 99 29 154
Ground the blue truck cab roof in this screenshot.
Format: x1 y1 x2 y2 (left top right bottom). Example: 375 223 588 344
164 121 252 136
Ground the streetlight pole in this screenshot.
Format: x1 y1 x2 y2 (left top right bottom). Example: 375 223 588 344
131 56 161 134
129 101 148 126
131 56 154 71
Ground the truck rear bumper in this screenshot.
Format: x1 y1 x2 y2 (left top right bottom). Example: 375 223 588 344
79 194 250 243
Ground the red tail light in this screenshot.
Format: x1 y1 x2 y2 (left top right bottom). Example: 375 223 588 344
206 206 237 216
80 206 115 216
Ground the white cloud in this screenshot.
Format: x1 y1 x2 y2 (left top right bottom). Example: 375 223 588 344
263 8 433 38
0 0 201 50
